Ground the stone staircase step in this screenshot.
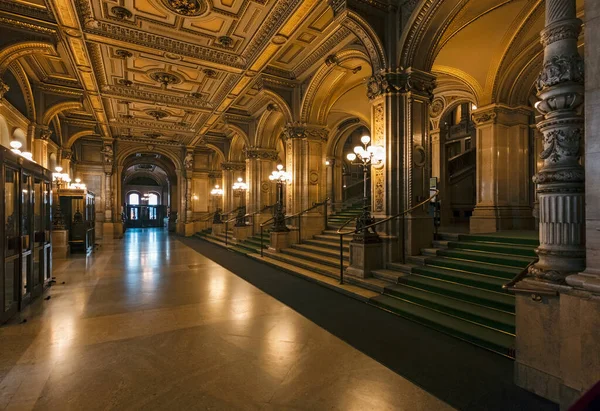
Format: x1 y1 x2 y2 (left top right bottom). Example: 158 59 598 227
421 248 438 256
372 269 408 283
246 253 378 302
438 232 460 241
282 247 349 267
263 249 342 279
302 239 350 251
447 240 537 258
411 265 508 291
432 240 449 249
387 262 415 274
399 275 515 312
458 234 539 247
436 249 532 268
383 284 515 333
424 256 520 280
370 294 515 356
313 234 353 243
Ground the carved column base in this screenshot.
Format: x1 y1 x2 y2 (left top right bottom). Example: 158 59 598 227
470 206 535 234
529 186 585 283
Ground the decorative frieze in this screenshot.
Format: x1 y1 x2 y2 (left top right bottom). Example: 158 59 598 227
245 147 279 161
221 162 245 171
0 79 9 100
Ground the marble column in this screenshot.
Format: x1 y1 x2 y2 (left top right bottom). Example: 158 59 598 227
284 124 328 240
529 0 585 283
470 104 534 233
184 149 194 224
367 69 435 261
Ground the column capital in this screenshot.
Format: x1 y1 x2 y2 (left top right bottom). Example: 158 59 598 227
62 149 73 160
366 68 436 100
221 162 245 171
283 123 328 141
244 147 279 161
471 104 533 126
208 171 222 179
37 125 52 141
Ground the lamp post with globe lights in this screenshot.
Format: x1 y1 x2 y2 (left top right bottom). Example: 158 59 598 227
210 184 224 223
346 134 384 241
232 177 248 226
268 164 292 232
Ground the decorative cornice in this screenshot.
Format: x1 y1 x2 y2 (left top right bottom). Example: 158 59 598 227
116 135 184 147
86 22 245 68
111 117 195 133
0 2 55 22
101 85 214 111
36 82 83 96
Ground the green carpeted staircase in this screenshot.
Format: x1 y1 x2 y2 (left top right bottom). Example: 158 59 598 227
370 232 538 357
194 208 538 358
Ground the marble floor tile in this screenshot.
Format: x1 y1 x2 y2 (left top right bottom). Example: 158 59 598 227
1 228 453 410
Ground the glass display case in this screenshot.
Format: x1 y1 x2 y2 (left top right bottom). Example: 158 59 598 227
57 189 95 253
0 146 52 325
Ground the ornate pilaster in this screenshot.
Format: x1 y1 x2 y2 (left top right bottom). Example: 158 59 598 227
184 148 194 222
245 147 279 213
101 141 114 221
529 0 585 284
283 124 328 215
221 162 245 212
469 104 534 233
367 68 436 260
32 124 51 168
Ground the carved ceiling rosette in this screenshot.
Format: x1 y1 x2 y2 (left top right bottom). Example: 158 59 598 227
160 0 208 17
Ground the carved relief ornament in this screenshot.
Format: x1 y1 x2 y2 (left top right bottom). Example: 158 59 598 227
366 71 436 100
245 148 279 161
536 54 584 92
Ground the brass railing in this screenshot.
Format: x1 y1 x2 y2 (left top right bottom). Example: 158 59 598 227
223 204 275 246
502 259 557 298
259 198 329 257
335 191 439 285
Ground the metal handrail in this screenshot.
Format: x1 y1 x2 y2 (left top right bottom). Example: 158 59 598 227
260 198 329 257
336 190 439 284
200 206 243 223
224 204 275 245
502 259 557 297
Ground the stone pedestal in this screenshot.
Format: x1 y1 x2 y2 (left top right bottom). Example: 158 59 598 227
102 223 116 242
212 223 224 236
233 225 252 241
113 223 124 239
194 220 206 233
346 240 383 278
405 213 434 257
269 231 290 252
51 230 70 259
515 284 600 409
183 223 195 237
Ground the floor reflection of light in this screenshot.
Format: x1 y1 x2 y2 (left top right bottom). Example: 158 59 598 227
49 315 76 363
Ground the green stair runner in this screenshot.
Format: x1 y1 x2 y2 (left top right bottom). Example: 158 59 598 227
194 210 538 358
372 232 539 357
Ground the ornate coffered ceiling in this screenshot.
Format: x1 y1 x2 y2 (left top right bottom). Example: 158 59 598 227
0 0 361 149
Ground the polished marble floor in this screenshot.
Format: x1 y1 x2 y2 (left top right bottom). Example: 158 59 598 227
0 229 453 410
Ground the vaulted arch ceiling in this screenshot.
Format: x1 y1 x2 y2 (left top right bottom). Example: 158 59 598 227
402 0 585 106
